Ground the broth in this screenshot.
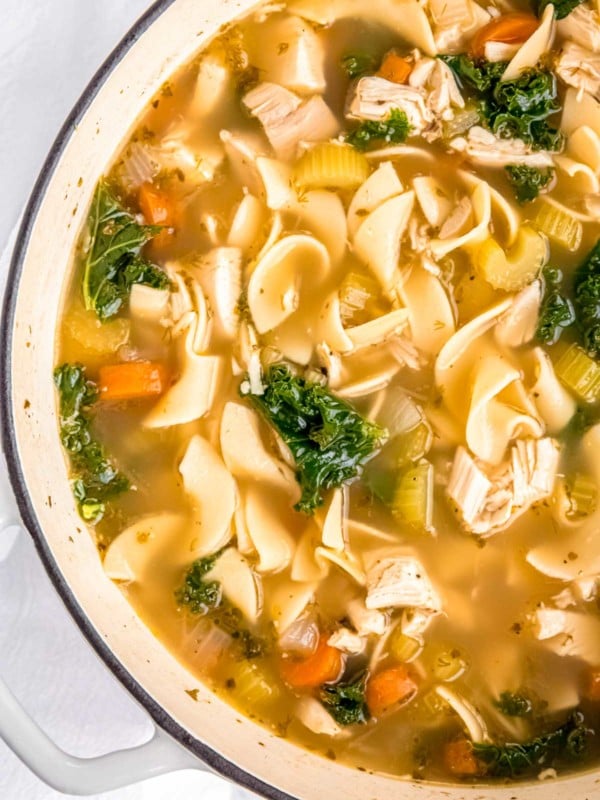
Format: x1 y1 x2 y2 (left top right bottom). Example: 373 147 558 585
55 0 600 783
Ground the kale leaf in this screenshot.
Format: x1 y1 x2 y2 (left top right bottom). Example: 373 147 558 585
346 109 411 151
505 165 554 204
574 240 600 357
320 672 369 726
494 691 533 718
440 54 507 93
441 56 563 151
243 364 386 513
341 53 378 79
537 267 576 345
82 181 169 321
473 712 591 777
537 0 585 19
175 551 224 616
54 363 129 522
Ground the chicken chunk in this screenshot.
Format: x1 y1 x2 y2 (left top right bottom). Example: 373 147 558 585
558 4 600 54
449 126 555 168
555 42 600 100
347 597 388 636
347 75 434 134
328 627 365 654
366 555 442 611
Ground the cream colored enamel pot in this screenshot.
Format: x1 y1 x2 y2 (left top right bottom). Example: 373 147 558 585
1 1 599 797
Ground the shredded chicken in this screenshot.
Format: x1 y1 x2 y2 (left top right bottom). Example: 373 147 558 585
556 42 600 100
366 555 442 611
450 126 555 168
438 197 473 239
328 627 365 654
347 597 388 636
534 607 568 640
558 4 600 54
495 280 543 349
347 54 464 143
244 82 339 159
447 439 560 536
296 696 343 736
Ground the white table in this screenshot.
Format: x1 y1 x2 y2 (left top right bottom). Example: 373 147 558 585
0 3 254 798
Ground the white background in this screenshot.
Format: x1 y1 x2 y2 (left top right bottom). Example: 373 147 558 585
0 2 254 799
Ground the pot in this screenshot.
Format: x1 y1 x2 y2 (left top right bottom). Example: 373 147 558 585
0 1 597 797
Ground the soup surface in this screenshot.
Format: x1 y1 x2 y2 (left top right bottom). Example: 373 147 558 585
55 0 600 783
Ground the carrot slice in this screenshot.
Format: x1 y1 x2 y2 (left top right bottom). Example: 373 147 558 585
583 666 600 701
470 14 540 59
138 182 176 247
365 666 418 717
443 739 481 777
377 53 413 84
280 636 344 689
98 362 168 402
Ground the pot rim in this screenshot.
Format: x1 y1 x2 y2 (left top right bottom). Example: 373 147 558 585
0 3 292 798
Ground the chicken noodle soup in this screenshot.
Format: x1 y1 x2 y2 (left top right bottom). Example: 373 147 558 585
56 0 600 783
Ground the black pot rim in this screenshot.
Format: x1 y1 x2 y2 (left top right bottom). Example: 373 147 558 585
0 3 294 798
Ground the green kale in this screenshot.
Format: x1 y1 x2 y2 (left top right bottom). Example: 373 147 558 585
54 364 129 522
505 165 554 204
537 0 585 19
494 691 533 718
440 54 507 93
341 53 378 79
82 181 170 321
320 673 369 726
441 57 563 151
175 552 223 616
574 240 600 357
243 364 386 514
536 267 576 345
346 109 411 152
473 712 591 777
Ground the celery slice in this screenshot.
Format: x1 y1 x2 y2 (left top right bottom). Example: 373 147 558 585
567 473 598 518
475 225 548 291
534 201 583 252
293 142 370 191
339 270 387 326
228 661 280 708
555 343 600 403
365 420 432 504
442 108 480 140
389 630 423 662
376 387 425 439
430 646 468 682
391 459 434 531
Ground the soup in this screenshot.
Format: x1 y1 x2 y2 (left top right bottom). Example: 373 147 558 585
54 0 600 783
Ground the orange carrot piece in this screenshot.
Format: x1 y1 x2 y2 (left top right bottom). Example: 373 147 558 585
365 666 418 717
443 739 481 777
139 182 176 247
471 14 539 59
377 53 413 84
583 666 600 701
98 362 168 402
280 636 344 689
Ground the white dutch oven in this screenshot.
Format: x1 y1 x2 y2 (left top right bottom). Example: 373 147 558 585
1 1 600 797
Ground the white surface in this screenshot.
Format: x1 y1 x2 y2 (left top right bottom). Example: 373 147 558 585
0 2 254 799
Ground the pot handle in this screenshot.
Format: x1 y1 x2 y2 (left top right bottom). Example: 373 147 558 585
0 463 201 795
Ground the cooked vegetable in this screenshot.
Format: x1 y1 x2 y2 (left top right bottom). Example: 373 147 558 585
293 143 370 191
83 181 170 321
494 691 533 717
431 647 467 682
537 0 585 20
583 667 600 701
365 666 418 717
346 109 411 152
341 53 378 79
390 630 423 662
443 739 482 776
176 552 223 615
54 363 129 522
440 55 507 93
244 364 386 513
574 240 600 356
505 165 554 205
338 270 388 326
280 636 344 688
555 344 600 402
211 604 271 660
377 52 413 84
536 267 576 345
470 14 540 59
475 225 548 291
391 459 434 531
320 672 369 725
138 182 176 247
566 472 598 517
98 361 168 402
442 108 481 140
535 202 583 252
472 712 591 777
228 661 280 707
